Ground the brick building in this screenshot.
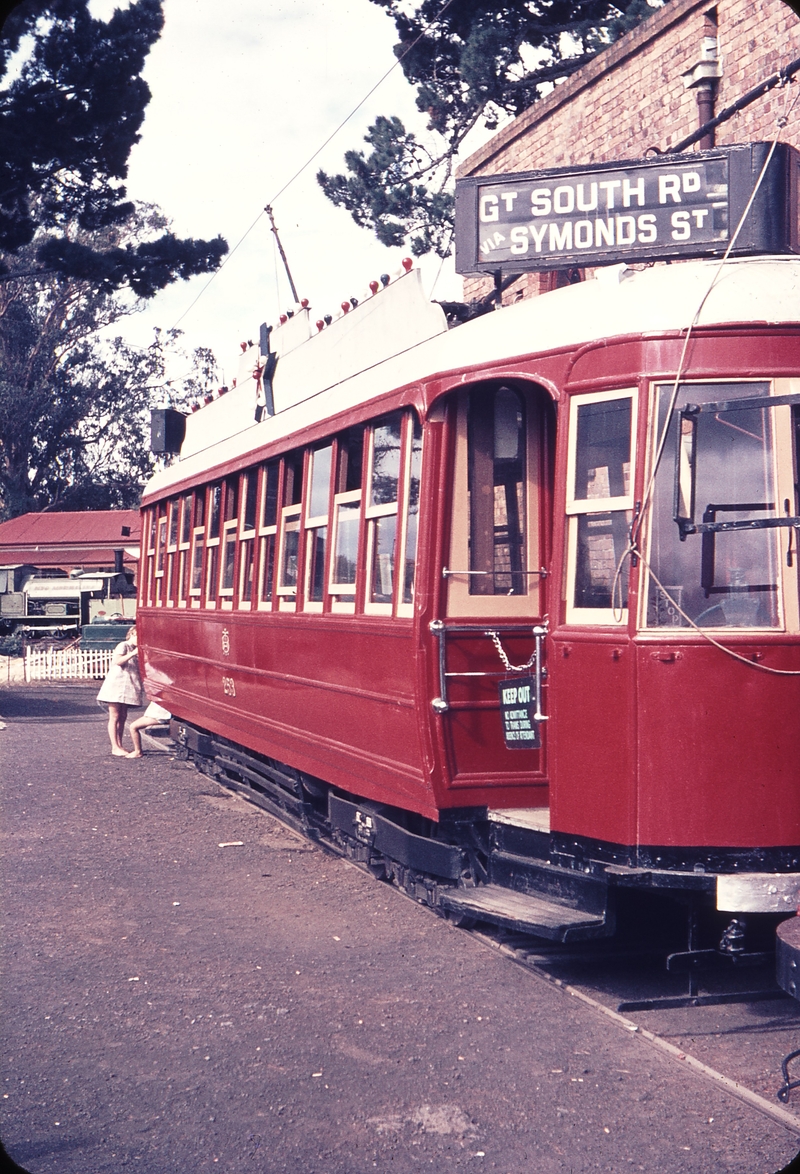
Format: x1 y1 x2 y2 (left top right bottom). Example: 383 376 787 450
458 0 800 302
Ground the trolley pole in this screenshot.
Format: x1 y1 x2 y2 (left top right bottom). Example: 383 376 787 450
265 204 300 306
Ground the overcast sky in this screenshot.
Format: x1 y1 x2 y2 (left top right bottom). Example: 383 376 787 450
99 0 486 382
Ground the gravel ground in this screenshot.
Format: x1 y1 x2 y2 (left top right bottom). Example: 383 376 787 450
1 683 799 1174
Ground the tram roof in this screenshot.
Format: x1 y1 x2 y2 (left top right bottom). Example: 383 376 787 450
143 255 800 502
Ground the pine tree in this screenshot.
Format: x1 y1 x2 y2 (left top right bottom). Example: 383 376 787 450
319 0 665 256
0 205 221 516
0 0 227 285
0 0 228 516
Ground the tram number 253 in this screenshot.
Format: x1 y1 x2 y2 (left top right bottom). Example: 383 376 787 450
222 676 236 698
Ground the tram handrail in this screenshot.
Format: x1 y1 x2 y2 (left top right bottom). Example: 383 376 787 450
429 619 548 719
442 567 549 577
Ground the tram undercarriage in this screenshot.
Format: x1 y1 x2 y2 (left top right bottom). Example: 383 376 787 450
170 715 789 977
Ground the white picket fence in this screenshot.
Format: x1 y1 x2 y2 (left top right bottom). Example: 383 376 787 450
24 646 113 682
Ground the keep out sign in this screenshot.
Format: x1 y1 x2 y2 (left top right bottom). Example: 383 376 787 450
498 676 541 750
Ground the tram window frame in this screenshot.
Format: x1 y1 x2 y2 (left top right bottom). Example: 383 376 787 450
328 426 365 614
446 386 545 619
189 487 206 606
168 496 180 547
237 467 259 610
142 507 156 607
144 507 153 605
257 459 280 611
781 387 800 632
204 482 222 609
277 450 304 611
218 476 240 607
165 497 180 607
364 411 404 616
177 492 193 607
396 413 423 618
303 443 333 612
564 387 636 626
642 378 798 633
154 502 168 607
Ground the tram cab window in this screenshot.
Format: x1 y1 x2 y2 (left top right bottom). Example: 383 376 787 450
644 381 797 630
447 385 546 619
565 390 635 624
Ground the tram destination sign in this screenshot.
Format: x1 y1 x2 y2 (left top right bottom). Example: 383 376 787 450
455 142 799 276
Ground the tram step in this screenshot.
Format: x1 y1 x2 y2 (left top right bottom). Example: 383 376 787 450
437 884 612 942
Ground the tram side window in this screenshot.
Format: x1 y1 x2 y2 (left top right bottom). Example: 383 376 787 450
219 476 239 600
190 488 206 603
304 444 332 610
258 460 280 609
205 482 221 607
178 492 192 605
398 415 423 615
277 450 304 609
365 411 403 612
645 381 782 629
329 426 364 613
565 390 635 624
154 503 168 606
142 508 156 606
238 468 258 608
165 497 180 605
468 387 527 595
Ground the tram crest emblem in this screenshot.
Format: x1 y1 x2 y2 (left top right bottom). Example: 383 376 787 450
221 628 230 657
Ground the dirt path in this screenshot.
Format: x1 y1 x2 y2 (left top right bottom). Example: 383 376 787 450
1 684 797 1173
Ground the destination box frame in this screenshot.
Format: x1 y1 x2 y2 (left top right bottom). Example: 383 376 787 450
454 142 800 277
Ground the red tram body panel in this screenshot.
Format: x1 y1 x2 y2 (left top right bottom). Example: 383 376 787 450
138 257 800 935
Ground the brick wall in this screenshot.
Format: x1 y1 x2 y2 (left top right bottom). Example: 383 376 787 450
458 0 800 303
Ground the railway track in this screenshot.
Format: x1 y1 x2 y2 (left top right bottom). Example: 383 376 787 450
474 929 800 1142
168 727 800 1144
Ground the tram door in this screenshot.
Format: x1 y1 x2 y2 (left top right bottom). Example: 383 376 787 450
438 383 553 807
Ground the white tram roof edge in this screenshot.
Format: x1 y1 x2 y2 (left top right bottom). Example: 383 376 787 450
143 255 800 502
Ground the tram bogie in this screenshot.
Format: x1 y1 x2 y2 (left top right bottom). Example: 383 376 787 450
140 257 800 948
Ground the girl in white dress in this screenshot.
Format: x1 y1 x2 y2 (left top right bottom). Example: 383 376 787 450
96 626 145 755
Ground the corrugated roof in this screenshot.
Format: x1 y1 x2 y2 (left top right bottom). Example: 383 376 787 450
0 510 140 548
0 547 139 568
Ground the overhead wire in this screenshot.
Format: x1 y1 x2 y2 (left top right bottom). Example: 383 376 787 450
163 14 800 678
610 75 800 674
167 0 457 334
169 207 265 332
427 227 455 300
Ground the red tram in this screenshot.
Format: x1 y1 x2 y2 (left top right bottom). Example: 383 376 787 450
138 256 800 945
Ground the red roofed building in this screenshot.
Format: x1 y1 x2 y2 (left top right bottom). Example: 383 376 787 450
0 510 140 573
